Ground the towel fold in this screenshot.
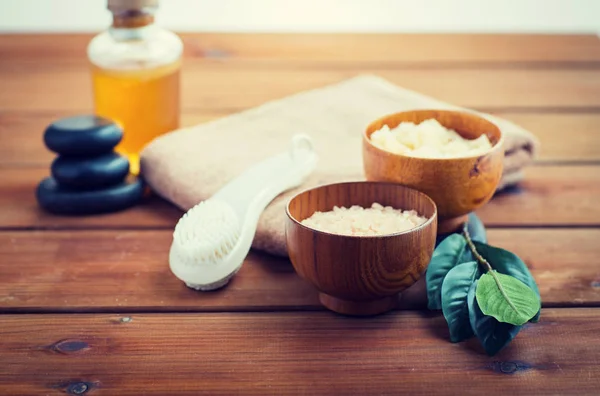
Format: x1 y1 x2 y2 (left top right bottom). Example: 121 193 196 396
141 74 539 256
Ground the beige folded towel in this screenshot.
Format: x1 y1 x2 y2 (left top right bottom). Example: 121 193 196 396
141 74 539 256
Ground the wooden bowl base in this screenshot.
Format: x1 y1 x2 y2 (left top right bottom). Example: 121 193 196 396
437 214 469 234
319 293 398 316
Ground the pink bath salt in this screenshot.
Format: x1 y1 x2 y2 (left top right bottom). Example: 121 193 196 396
301 202 427 236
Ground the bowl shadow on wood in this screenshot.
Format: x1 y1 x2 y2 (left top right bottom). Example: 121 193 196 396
363 109 504 234
286 181 438 316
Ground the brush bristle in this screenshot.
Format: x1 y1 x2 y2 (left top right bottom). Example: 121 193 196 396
172 199 241 266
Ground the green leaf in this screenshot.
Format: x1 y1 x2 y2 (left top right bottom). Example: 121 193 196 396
468 280 522 356
441 261 481 342
466 213 487 243
476 271 541 326
426 234 471 310
473 242 541 322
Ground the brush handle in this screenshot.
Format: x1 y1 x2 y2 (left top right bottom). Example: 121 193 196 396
169 134 317 290
212 134 318 222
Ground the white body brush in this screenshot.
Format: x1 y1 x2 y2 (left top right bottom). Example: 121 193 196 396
169 134 318 291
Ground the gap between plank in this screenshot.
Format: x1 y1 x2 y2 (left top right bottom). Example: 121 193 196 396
4 159 600 169
2 106 600 118
1 303 598 316
3 59 600 71
1 224 599 233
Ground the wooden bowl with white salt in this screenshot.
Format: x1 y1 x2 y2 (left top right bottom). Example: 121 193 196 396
285 181 437 316
362 109 504 234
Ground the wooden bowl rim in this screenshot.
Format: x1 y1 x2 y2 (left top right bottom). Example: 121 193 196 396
285 181 438 239
363 109 505 162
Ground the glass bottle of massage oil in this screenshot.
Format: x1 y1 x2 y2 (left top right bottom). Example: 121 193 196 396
87 0 183 174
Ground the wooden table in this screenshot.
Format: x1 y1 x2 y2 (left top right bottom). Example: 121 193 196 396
1 33 599 395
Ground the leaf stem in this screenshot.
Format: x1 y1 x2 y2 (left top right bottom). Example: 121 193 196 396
462 224 492 272
462 224 520 315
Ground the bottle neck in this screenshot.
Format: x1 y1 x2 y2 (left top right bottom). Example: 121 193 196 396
109 9 156 40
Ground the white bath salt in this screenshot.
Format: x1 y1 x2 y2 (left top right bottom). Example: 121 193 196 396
301 202 428 236
370 118 493 159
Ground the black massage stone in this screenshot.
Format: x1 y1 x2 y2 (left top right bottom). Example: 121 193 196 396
51 152 130 189
36 176 144 215
44 115 123 156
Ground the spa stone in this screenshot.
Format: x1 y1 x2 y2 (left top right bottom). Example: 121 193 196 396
44 115 123 156
51 152 130 189
36 176 144 215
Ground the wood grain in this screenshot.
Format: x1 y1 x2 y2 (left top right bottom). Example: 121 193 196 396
286 181 438 315
0 32 598 395
0 309 599 395
1 165 598 230
0 167 182 229
0 111 219 166
0 229 597 312
2 111 598 166
498 113 600 162
2 33 600 64
476 165 600 226
488 229 600 307
2 62 599 112
0 230 318 312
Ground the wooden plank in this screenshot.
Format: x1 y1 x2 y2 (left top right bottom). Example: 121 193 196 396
182 33 600 64
497 113 600 162
1 166 598 230
0 229 597 312
2 33 600 64
0 309 598 395
488 229 600 307
0 167 182 229
1 63 599 112
0 230 317 313
0 111 220 166
476 165 600 226
2 111 598 166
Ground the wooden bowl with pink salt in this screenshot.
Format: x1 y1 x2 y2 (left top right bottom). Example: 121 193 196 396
285 181 437 316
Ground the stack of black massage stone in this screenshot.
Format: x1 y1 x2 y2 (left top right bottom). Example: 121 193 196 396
36 115 144 215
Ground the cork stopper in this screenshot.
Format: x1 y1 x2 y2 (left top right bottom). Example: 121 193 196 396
107 0 159 12
108 0 158 28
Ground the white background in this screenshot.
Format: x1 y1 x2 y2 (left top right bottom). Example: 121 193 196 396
0 0 599 33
